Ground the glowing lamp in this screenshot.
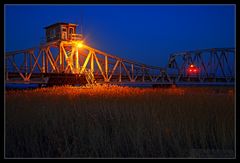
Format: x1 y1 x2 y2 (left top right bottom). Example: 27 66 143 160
77 42 83 48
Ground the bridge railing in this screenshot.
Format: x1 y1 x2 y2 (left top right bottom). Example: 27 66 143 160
69 34 83 41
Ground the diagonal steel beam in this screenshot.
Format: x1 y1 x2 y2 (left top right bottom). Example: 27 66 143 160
121 62 132 81
80 51 92 74
93 52 107 81
108 60 120 81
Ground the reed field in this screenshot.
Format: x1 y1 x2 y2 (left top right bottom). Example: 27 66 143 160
5 85 235 158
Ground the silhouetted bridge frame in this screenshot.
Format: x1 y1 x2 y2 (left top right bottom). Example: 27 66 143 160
167 48 235 84
5 40 235 86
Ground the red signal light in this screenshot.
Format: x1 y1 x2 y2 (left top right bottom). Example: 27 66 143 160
187 64 200 75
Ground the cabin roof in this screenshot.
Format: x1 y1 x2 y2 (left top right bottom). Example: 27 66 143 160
44 22 78 29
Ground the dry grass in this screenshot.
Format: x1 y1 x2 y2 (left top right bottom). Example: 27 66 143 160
5 85 235 158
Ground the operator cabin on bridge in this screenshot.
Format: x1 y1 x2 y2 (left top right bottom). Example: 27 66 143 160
44 22 83 42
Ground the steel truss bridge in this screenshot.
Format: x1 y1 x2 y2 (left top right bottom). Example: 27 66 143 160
5 40 235 87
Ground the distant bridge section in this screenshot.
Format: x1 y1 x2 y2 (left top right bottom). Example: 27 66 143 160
167 48 235 84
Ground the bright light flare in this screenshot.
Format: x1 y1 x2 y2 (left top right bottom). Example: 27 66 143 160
76 42 84 48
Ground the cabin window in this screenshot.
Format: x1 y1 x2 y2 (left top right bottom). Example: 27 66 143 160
62 32 67 40
69 27 74 34
62 27 67 32
50 29 56 38
56 26 61 33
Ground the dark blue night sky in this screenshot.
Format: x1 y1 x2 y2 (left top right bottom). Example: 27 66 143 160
5 4 235 67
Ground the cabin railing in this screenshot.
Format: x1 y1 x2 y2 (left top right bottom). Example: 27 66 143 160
69 34 83 41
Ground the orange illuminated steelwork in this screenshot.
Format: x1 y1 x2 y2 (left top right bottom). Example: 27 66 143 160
77 42 83 48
